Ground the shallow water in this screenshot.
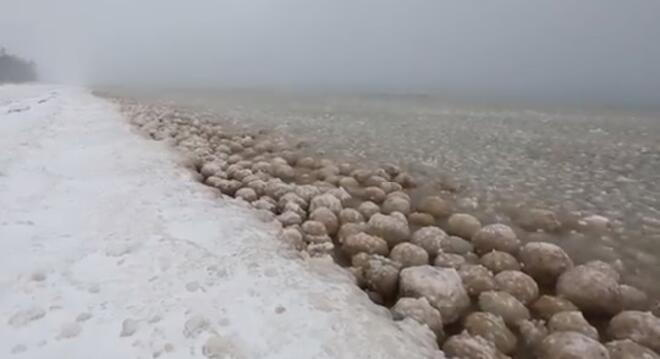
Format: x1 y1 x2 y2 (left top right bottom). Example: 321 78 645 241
110 88 660 300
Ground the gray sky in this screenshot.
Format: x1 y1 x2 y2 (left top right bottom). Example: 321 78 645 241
2 0 660 107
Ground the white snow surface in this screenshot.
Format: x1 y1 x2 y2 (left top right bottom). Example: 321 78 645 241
0 85 442 359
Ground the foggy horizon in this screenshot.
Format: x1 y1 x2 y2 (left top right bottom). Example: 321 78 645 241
2 0 660 109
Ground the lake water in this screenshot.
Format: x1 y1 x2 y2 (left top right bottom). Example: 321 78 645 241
109 88 660 300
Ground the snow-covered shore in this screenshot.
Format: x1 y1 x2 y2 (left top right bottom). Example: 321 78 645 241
0 85 441 358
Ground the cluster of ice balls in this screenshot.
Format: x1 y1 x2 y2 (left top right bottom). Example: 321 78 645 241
121 101 660 359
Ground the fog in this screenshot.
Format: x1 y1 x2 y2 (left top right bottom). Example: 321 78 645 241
2 0 660 108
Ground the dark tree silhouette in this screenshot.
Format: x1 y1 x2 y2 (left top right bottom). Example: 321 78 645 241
0 47 38 83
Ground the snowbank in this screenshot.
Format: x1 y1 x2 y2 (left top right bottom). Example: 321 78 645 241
0 85 442 358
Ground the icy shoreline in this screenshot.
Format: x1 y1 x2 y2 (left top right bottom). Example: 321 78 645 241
114 90 660 358
0 85 442 358
118 88 660 301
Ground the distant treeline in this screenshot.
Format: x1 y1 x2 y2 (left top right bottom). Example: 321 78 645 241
0 48 37 83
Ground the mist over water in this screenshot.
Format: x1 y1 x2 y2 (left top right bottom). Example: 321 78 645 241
2 0 660 108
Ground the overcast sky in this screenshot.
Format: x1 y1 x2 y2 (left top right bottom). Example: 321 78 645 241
2 0 659 107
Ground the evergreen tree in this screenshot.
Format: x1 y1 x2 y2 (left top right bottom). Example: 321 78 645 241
0 47 38 83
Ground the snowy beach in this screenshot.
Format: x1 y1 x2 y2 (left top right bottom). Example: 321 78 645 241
0 85 441 358
3 84 660 359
